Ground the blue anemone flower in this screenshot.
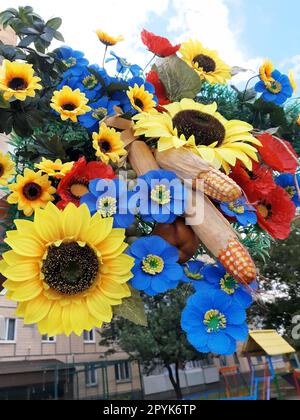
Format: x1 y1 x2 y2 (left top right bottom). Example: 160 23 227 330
107 51 142 77
78 96 120 132
220 197 257 227
196 263 257 309
137 170 187 224
181 290 249 355
255 70 293 106
80 178 135 229
276 173 300 207
57 46 89 78
128 236 183 296
181 260 205 284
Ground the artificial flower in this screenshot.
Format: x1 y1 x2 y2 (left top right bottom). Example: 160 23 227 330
81 178 135 228
0 60 42 101
79 96 120 132
141 29 181 58
7 169 56 217
256 133 298 174
0 152 15 186
255 69 293 105
137 169 187 224
146 70 171 106
50 86 91 123
35 158 74 180
276 173 300 207
96 30 124 47
220 197 257 227
289 71 297 94
181 260 205 284
57 46 89 77
181 290 248 355
125 77 157 115
127 236 183 296
297 114 300 126
107 52 142 77
57 157 115 209
259 60 274 84
0 202 134 336
230 161 276 196
92 123 127 164
180 39 231 85
134 98 261 174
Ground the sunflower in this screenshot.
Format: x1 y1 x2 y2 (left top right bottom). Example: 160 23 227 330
259 60 274 84
7 169 56 217
180 40 231 85
289 70 297 94
96 30 124 47
50 86 91 123
0 152 15 186
35 158 74 179
127 84 157 113
134 99 261 173
0 202 134 336
92 123 127 164
297 114 300 126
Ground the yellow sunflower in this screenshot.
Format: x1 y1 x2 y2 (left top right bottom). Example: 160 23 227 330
127 84 156 113
180 40 231 85
297 114 300 126
0 152 15 186
92 123 127 164
0 60 42 101
0 202 134 336
7 169 56 217
50 86 91 123
133 98 261 174
96 30 124 47
35 158 74 179
259 60 274 84
289 70 297 94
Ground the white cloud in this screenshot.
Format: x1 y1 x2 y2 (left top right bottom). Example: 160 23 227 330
281 55 300 79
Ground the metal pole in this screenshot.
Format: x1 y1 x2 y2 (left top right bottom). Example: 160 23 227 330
267 356 283 400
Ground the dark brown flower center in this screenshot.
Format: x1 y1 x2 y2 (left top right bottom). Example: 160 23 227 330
8 77 28 91
134 98 144 110
62 103 77 111
172 110 226 146
0 164 4 178
42 242 99 295
22 182 42 201
99 140 112 153
193 54 216 72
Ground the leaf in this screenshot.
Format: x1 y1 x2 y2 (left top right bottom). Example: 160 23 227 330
155 55 202 101
114 287 148 327
231 66 252 77
0 94 10 109
107 81 129 93
53 31 64 42
46 17 62 30
18 35 37 48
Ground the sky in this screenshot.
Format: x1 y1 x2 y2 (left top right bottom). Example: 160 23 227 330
1 0 300 87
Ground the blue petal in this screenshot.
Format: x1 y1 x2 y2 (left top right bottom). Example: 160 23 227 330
130 272 151 291
80 193 97 214
208 332 231 355
202 264 226 285
163 263 184 281
255 81 266 93
234 288 253 309
160 245 180 264
225 324 249 342
225 304 247 325
187 329 209 348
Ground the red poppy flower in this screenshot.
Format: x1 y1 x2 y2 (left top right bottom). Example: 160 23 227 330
256 133 298 174
247 186 296 240
141 29 181 58
230 161 276 196
146 70 171 106
57 157 115 209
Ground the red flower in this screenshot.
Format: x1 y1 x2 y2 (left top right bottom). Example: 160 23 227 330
57 157 115 209
257 133 298 174
141 29 181 58
230 161 276 196
246 185 296 240
146 70 171 106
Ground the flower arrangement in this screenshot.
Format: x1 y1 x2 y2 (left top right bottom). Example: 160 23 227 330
0 6 299 356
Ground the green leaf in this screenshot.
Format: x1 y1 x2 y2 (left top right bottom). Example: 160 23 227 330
0 94 10 109
53 31 65 42
155 55 202 101
114 288 148 327
107 81 129 93
46 17 62 31
18 35 37 48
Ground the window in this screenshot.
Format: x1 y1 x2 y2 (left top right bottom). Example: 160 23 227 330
42 335 56 343
115 361 131 383
83 329 95 343
0 318 16 342
85 365 98 387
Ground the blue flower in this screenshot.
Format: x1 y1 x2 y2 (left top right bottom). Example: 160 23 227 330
128 236 183 296
78 96 120 132
181 260 205 284
80 178 135 229
255 70 293 106
120 76 158 115
107 51 142 77
181 290 249 355
57 46 89 78
195 263 257 309
276 173 300 207
137 170 187 224
220 197 257 227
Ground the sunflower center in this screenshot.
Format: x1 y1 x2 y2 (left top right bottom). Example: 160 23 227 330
83 75 98 90
42 242 99 295
204 309 227 333
193 54 216 73
220 273 239 295
97 196 117 218
228 202 245 215
99 140 112 153
267 80 282 94
70 181 89 199
257 203 272 219
151 184 171 205
22 182 42 201
184 266 203 281
285 186 296 199
134 98 144 110
142 255 165 275
8 77 28 91
173 110 226 147
0 164 4 177
92 107 108 120
62 103 77 111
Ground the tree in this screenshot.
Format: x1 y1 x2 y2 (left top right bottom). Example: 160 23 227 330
100 285 203 400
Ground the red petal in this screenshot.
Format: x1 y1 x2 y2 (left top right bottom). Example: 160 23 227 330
146 70 171 105
141 29 181 58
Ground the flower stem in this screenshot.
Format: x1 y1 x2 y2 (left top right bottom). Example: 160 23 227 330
102 46 108 69
241 75 259 104
143 54 156 73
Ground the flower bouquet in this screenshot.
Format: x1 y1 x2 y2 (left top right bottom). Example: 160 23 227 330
0 6 299 356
